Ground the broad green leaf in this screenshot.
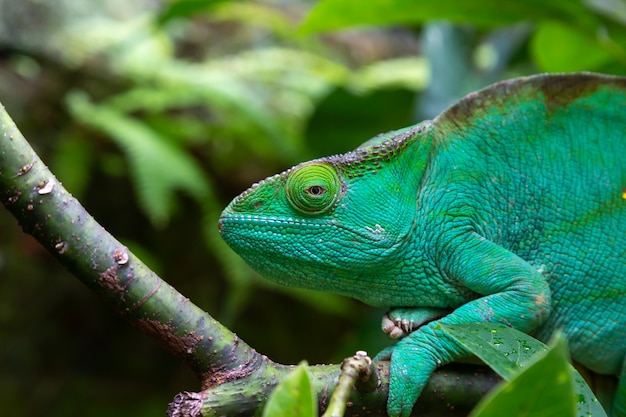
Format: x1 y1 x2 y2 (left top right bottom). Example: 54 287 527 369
470 333 576 417
440 323 546 379
262 362 317 417
531 21 613 72
441 324 607 417
300 0 599 33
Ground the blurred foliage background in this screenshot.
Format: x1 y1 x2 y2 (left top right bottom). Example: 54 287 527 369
0 0 625 415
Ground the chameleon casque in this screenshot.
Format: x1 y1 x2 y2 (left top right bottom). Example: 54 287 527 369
218 73 626 416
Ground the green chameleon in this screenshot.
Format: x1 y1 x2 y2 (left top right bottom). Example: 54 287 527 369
219 73 626 416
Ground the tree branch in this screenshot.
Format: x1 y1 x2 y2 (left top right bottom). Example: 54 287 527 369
0 102 247 381
0 102 498 416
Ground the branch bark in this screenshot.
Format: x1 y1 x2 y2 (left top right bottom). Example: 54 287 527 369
0 102 499 416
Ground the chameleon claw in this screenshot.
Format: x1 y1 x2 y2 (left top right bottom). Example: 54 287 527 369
382 307 451 339
382 313 415 338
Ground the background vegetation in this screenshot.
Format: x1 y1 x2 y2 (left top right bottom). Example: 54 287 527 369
1 0 625 415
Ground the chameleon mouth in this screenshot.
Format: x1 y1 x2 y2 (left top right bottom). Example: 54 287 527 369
217 214 332 236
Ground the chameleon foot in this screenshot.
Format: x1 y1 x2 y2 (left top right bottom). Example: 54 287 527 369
382 307 451 339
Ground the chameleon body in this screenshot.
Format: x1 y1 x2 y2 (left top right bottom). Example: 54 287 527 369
218 73 626 416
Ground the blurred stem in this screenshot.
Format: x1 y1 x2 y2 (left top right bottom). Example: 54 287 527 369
0 102 498 416
323 351 376 417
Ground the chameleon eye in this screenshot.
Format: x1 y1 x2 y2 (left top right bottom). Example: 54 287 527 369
286 163 341 214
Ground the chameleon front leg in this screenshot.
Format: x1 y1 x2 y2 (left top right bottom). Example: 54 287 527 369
377 233 552 417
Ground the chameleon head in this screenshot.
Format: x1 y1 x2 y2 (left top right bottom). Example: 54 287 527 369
218 125 431 305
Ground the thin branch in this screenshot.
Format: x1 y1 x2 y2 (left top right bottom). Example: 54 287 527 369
323 351 375 417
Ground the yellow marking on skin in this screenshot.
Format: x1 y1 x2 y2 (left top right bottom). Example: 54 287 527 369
623 188 626 200
535 293 549 309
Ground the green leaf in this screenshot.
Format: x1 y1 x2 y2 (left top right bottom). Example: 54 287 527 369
440 323 546 379
348 57 429 93
155 0 227 25
210 2 299 40
300 0 597 33
131 57 306 161
66 91 212 226
441 324 607 417
470 333 576 417
531 21 613 72
262 362 317 417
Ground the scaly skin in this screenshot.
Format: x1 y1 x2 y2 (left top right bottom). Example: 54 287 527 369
218 73 626 416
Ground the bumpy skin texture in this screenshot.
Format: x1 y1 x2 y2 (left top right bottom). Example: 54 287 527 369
219 73 626 416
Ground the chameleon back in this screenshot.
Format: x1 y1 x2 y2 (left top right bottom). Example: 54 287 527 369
421 73 626 375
